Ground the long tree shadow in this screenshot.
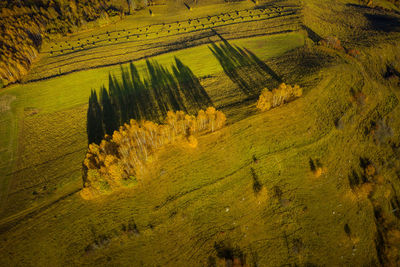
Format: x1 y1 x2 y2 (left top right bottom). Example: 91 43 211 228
301 25 323 43
364 13 400 32
244 48 282 82
87 57 213 144
209 38 281 96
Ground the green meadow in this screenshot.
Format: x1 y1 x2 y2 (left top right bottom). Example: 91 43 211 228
1 0 400 265
0 29 304 222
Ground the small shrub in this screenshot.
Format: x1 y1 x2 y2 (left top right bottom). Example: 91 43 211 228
359 157 371 169
344 223 351 236
251 167 262 194
320 36 344 51
348 168 368 190
213 241 246 266
309 158 323 177
349 87 363 102
272 185 283 200
309 158 316 172
366 164 376 176
347 49 360 58
122 219 139 234
348 170 360 189
359 157 376 177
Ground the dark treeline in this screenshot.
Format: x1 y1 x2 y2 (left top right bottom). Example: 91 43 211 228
87 57 213 144
209 39 282 96
0 0 144 86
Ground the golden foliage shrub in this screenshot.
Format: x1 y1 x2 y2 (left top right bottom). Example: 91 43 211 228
81 108 226 199
256 83 302 112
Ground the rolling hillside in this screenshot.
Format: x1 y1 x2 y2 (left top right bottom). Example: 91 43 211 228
1 0 400 265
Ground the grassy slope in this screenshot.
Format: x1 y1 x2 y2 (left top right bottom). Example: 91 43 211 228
0 58 396 265
0 31 304 219
1 0 400 265
4 33 304 115
0 1 302 217
0 97 20 211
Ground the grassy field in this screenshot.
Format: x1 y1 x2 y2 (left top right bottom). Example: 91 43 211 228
0 31 305 219
10 32 304 114
1 0 400 265
26 0 301 82
1 58 399 265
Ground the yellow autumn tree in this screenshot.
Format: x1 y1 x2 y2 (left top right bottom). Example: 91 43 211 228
81 108 227 199
256 83 302 112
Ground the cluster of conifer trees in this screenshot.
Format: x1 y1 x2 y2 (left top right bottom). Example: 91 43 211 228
209 39 281 96
82 108 226 199
87 58 213 145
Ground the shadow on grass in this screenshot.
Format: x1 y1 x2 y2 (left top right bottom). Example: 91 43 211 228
87 57 213 144
301 25 323 43
364 13 400 32
209 38 281 96
345 3 372 10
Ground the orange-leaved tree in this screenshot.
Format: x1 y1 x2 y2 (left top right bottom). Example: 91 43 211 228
256 83 302 112
81 108 226 199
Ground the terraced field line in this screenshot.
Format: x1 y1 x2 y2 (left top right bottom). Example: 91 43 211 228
27 29 299 84
41 7 299 57
27 4 301 82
